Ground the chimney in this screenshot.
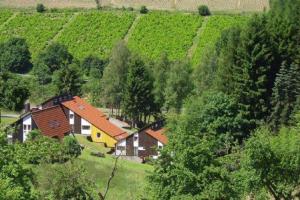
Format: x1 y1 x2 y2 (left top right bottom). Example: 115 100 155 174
24 103 30 113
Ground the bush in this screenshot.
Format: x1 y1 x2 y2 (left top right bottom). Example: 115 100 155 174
36 3 46 13
140 6 149 14
198 5 211 16
62 136 82 158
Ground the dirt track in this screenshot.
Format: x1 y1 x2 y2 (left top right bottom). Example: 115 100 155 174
0 0 269 12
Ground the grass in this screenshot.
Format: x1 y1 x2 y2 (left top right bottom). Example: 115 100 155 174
35 135 153 200
0 117 17 126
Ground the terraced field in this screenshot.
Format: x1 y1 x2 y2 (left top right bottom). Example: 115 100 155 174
57 11 135 59
0 12 72 58
0 9 249 65
128 12 202 61
192 15 249 65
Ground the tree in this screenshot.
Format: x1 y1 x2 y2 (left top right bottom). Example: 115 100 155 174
52 62 83 96
35 42 73 73
0 37 32 73
198 5 211 16
32 61 52 85
148 92 244 199
0 73 29 111
36 3 46 13
122 55 157 127
41 161 95 199
0 129 37 200
240 126 300 200
101 41 130 115
164 60 193 112
270 62 300 130
81 56 106 77
152 53 170 112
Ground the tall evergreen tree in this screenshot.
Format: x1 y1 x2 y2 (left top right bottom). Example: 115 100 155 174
122 55 156 127
270 62 300 130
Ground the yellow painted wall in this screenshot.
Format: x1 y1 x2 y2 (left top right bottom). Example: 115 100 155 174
91 125 117 148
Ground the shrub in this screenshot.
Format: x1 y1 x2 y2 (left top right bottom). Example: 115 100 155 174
140 6 149 14
128 7 134 11
36 3 46 13
62 136 82 158
198 5 211 16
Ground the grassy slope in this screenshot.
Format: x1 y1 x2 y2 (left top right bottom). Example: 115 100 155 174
35 135 153 200
57 11 136 60
192 15 249 66
0 117 17 126
0 9 13 25
128 12 203 61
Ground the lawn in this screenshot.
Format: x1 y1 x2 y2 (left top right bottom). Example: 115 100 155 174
0 117 17 126
35 135 153 200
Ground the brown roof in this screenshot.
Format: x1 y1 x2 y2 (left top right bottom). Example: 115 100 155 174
62 96 128 140
145 128 168 144
31 106 70 138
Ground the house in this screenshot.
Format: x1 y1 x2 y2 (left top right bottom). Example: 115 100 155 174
115 120 167 159
13 105 71 142
41 95 129 148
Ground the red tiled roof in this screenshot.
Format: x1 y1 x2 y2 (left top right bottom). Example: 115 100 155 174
145 128 168 144
62 96 128 140
31 106 70 138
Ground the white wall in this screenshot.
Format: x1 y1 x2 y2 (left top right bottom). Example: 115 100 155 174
116 139 126 155
69 110 74 125
81 118 91 135
23 115 32 142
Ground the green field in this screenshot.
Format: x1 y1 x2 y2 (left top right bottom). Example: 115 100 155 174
192 15 249 65
0 117 17 126
0 9 249 64
0 12 72 58
128 12 203 61
57 11 136 59
35 135 152 200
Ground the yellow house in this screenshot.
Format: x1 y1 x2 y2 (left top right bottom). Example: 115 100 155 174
62 96 128 148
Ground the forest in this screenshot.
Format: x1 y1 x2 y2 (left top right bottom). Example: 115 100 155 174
0 0 300 199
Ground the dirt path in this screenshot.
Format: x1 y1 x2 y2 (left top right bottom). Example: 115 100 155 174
123 14 141 43
187 17 209 59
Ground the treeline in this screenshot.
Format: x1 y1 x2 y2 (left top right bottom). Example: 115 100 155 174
148 0 300 199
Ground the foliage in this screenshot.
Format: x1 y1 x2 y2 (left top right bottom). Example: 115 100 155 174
52 62 83 96
164 60 193 112
39 161 95 200
0 12 72 59
128 12 202 61
101 41 130 111
62 136 82 158
148 93 243 199
57 12 135 60
140 6 149 14
0 37 32 73
0 9 13 25
36 4 46 13
240 126 300 199
0 73 29 111
81 55 106 77
122 55 157 126
198 5 211 16
192 15 249 66
0 129 37 200
35 42 73 73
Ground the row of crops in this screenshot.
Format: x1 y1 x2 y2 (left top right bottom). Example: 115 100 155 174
0 9 249 65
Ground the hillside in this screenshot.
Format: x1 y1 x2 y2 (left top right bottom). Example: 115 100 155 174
0 0 269 12
0 9 249 65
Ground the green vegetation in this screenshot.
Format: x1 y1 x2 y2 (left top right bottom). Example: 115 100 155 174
0 9 13 25
0 117 17 126
0 12 72 58
192 15 249 66
128 12 203 61
57 12 135 60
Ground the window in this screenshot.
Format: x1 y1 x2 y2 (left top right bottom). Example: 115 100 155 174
82 125 90 130
134 136 138 142
97 132 101 138
117 146 125 151
69 114 74 119
23 124 27 130
28 125 31 130
158 145 163 149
